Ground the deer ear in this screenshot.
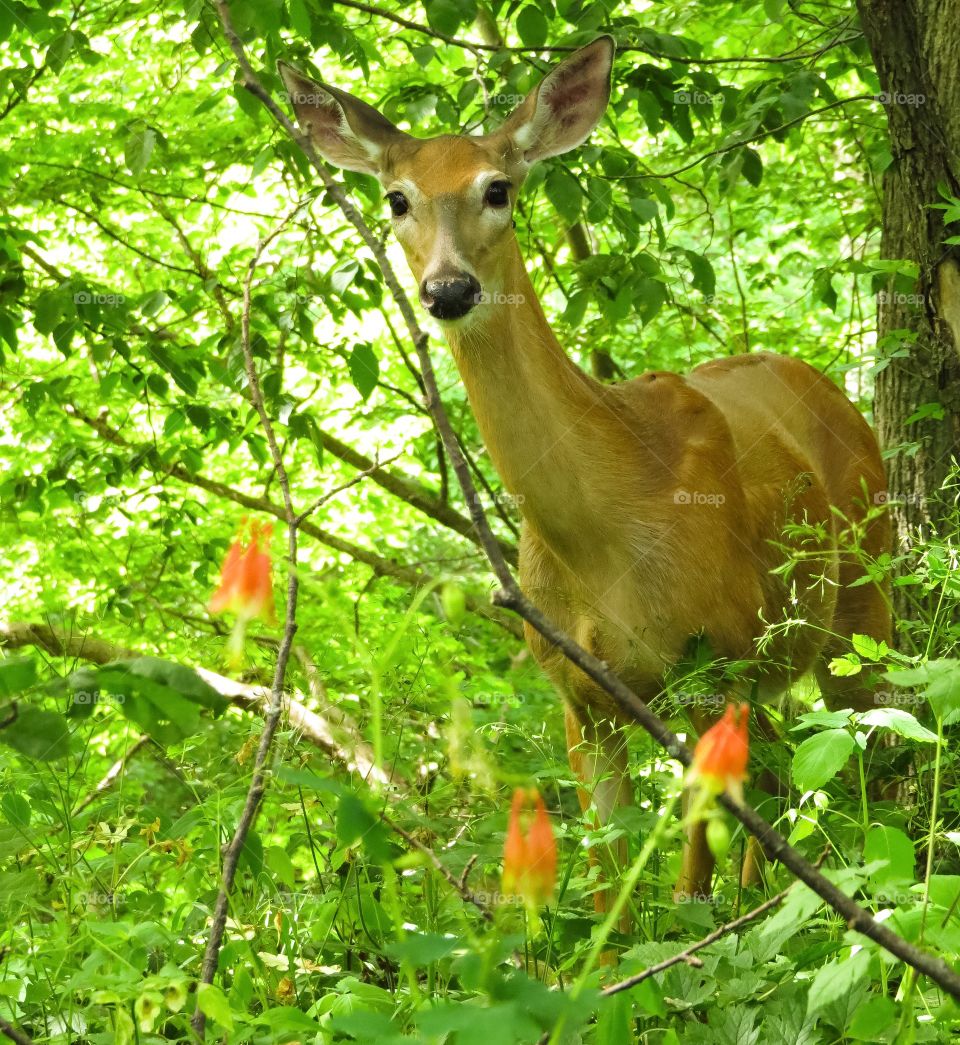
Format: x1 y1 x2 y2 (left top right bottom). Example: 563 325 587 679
490 36 614 172
278 62 410 176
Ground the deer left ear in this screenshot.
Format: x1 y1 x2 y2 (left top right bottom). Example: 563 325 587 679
490 36 615 173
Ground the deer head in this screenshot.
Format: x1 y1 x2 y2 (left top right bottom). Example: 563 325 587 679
279 38 614 322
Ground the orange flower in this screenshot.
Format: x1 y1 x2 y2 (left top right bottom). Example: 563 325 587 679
208 519 276 666
689 703 749 802
502 788 557 907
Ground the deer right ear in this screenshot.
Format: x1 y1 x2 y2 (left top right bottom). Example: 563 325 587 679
490 36 615 173
278 62 410 176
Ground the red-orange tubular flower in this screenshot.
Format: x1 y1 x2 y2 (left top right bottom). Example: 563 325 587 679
208 520 276 666
502 787 557 907
690 703 749 802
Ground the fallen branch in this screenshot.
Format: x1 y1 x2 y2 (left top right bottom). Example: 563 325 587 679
216 0 960 1004
0 620 390 786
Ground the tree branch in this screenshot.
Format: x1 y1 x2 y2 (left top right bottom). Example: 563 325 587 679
331 0 859 66
62 405 523 639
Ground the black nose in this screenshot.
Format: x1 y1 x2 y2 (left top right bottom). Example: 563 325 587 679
420 275 481 320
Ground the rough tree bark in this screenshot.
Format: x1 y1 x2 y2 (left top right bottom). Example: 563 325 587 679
856 0 960 570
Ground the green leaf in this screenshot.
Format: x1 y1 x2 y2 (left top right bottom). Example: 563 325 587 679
805 949 871 1017
515 5 548 47
45 31 75 74
886 660 960 723
336 792 392 862
287 0 311 36
0 704 71 761
385 932 461 966
741 147 763 186
792 728 855 790
197 983 234 1030
684 250 715 298
828 653 862 677
863 825 915 888
1 791 31 830
125 127 156 177
544 166 583 224
0 657 37 698
851 634 890 660
847 996 897 1041
856 708 937 743
595 990 633 1045
348 342 379 400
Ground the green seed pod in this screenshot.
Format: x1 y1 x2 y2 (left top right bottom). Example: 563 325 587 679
441 582 467 625
706 817 731 862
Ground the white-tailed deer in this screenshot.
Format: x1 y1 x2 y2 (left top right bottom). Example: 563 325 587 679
280 38 890 913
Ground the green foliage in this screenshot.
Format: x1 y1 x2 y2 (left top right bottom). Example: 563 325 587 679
1 0 959 1041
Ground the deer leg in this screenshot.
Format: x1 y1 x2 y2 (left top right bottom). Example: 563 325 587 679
674 706 721 902
564 704 632 933
740 707 785 889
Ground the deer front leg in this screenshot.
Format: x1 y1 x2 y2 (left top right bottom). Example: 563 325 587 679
564 704 632 933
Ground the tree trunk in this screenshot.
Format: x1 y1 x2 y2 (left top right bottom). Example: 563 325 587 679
856 0 960 568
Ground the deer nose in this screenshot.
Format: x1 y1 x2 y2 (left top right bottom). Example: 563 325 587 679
420 274 481 320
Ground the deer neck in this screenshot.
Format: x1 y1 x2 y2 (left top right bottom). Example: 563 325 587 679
443 242 616 558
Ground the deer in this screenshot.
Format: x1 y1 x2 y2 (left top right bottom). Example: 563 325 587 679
279 36 891 919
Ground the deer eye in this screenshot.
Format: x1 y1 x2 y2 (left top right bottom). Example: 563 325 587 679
386 191 409 217
484 180 510 207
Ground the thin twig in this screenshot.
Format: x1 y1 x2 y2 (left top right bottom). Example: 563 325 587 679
603 886 791 997
214 0 960 1003
386 818 494 922
73 735 152 815
191 210 304 1036
294 450 401 525
633 94 876 181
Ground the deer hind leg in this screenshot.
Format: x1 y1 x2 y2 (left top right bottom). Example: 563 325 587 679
564 704 632 933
